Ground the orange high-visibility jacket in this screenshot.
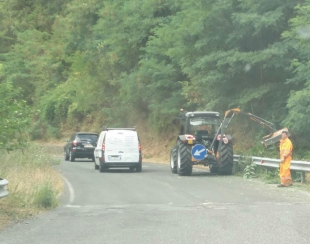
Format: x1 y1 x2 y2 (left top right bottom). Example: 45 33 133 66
279 138 293 161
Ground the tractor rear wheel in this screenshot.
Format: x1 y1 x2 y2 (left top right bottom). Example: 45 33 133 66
170 147 177 174
177 142 192 176
217 143 233 175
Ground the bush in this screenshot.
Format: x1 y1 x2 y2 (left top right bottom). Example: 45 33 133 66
262 168 279 184
33 182 58 209
243 163 257 179
47 125 61 139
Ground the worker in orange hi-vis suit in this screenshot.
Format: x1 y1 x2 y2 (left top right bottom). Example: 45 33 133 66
278 131 293 187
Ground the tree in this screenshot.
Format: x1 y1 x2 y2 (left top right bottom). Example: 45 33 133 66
0 79 32 151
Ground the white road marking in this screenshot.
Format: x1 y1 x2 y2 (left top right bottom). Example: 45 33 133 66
62 176 75 205
64 205 81 208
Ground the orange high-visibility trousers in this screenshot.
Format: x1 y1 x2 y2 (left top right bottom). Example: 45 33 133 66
279 138 293 186
279 156 292 186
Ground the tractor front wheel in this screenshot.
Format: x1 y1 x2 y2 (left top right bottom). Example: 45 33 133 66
177 142 192 176
170 147 177 174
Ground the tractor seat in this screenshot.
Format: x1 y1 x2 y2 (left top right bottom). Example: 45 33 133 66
195 130 209 140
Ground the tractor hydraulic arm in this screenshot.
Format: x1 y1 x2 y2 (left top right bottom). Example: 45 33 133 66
223 108 288 147
224 108 276 132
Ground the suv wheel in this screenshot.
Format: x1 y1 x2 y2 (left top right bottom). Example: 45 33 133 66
69 151 75 162
64 150 69 161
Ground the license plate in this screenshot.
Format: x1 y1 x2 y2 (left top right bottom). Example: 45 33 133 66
84 144 93 148
109 156 121 161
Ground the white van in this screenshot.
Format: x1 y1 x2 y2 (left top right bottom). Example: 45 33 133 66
94 128 142 172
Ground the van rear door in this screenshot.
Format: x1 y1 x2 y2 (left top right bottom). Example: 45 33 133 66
104 130 139 163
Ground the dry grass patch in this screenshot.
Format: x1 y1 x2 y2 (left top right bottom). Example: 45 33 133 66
137 123 176 165
6 167 63 206
0 144 63 230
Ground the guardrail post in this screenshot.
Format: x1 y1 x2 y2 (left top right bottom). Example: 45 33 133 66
0 178 9 199
301 172 306 184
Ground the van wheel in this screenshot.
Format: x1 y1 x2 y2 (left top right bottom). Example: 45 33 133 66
136 162 142 172
99 161 107 172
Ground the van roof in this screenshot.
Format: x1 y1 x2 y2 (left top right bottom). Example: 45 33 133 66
103 127 136 131
76 132 99 135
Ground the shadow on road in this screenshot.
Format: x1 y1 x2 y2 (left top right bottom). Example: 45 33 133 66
70 159 94 162
104 169 139 173
190 171 219 177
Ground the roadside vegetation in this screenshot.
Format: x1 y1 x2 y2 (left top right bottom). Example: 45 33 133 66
0 144 63 229
233 150 310 186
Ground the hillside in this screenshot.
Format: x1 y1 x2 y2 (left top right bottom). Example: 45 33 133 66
1 0 310 153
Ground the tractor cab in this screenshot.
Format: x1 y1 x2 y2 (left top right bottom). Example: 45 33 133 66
178 111 221 147
171 110 234 176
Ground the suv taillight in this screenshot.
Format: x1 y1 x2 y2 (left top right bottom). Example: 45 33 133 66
72 140 77 146
102 141 105 151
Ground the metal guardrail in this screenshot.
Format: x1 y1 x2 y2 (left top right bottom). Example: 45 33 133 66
234 155 310 172
0 178 9 199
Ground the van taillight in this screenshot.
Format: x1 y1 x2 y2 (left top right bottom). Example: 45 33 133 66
102 142 105 151
138 143 141 150
72 140 77 146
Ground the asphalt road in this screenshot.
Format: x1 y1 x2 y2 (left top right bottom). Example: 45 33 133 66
1 158 310 244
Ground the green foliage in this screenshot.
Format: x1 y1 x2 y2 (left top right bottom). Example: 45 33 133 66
243 163 257 179
284 87 310 135
237 141 279 159
233 155 252 174
46 125 61 139
33 182 58 209
0 81 32 151
281 1 310 136
263 169 279 184
292 171 304 183
1 0 310 150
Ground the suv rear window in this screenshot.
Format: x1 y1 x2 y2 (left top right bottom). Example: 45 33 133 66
77 134 98 142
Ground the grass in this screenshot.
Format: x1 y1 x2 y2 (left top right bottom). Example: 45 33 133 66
0 143 63 229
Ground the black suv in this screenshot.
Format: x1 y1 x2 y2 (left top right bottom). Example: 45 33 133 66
64 132 99 162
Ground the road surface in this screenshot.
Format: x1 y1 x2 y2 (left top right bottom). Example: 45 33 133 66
1 159 310 244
